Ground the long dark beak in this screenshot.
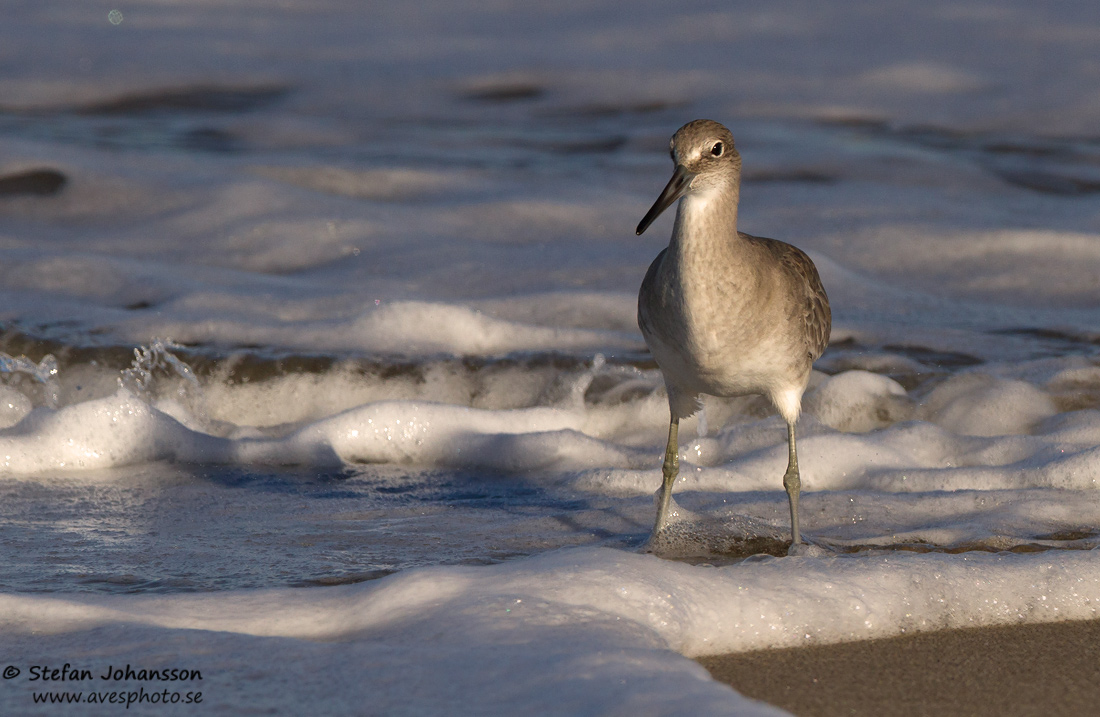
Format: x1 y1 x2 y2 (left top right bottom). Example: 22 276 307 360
636 164 691 235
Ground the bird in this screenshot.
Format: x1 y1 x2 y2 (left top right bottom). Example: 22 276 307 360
635 119 831 549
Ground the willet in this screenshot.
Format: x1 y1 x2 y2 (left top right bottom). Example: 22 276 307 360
635 119 831 548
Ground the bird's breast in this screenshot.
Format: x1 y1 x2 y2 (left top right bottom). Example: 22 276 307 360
640 237 802 397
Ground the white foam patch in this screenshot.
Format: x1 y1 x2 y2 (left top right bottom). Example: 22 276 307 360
5 546 1095 651
129 301 644 357
0 390 213 474
252 165 484 201
0 389 645 475
860 62 989 93
347 301 642 355
803 370 912 432
0 386 32 429
1 547 1098 713
920 373 1058 437
0 362 1096 497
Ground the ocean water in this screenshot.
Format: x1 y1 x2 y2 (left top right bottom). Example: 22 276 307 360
3 1 1100 714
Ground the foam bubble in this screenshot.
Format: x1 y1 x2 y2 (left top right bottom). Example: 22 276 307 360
0 387 31 429
803 370 912 432
921 373 1058 437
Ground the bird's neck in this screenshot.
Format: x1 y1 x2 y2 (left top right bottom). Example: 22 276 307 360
671 185 740 257
666 185 760 316
664 184 760 341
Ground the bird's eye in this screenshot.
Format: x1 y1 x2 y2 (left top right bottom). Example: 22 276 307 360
711 142 723 157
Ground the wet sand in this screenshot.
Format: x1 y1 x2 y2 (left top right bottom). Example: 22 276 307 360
697 618 1100 717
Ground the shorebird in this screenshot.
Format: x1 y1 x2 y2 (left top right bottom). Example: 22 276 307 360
636 119 831 548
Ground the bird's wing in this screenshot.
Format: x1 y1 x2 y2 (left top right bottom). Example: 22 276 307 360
742 233 832 362
636 248 668 341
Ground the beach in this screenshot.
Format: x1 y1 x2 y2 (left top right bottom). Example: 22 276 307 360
701 617 1100 716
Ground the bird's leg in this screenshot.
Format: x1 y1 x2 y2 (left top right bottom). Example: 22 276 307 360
783 420 802 545
652 415 680 536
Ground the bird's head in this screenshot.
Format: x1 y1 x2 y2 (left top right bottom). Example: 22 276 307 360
636 119 740 235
